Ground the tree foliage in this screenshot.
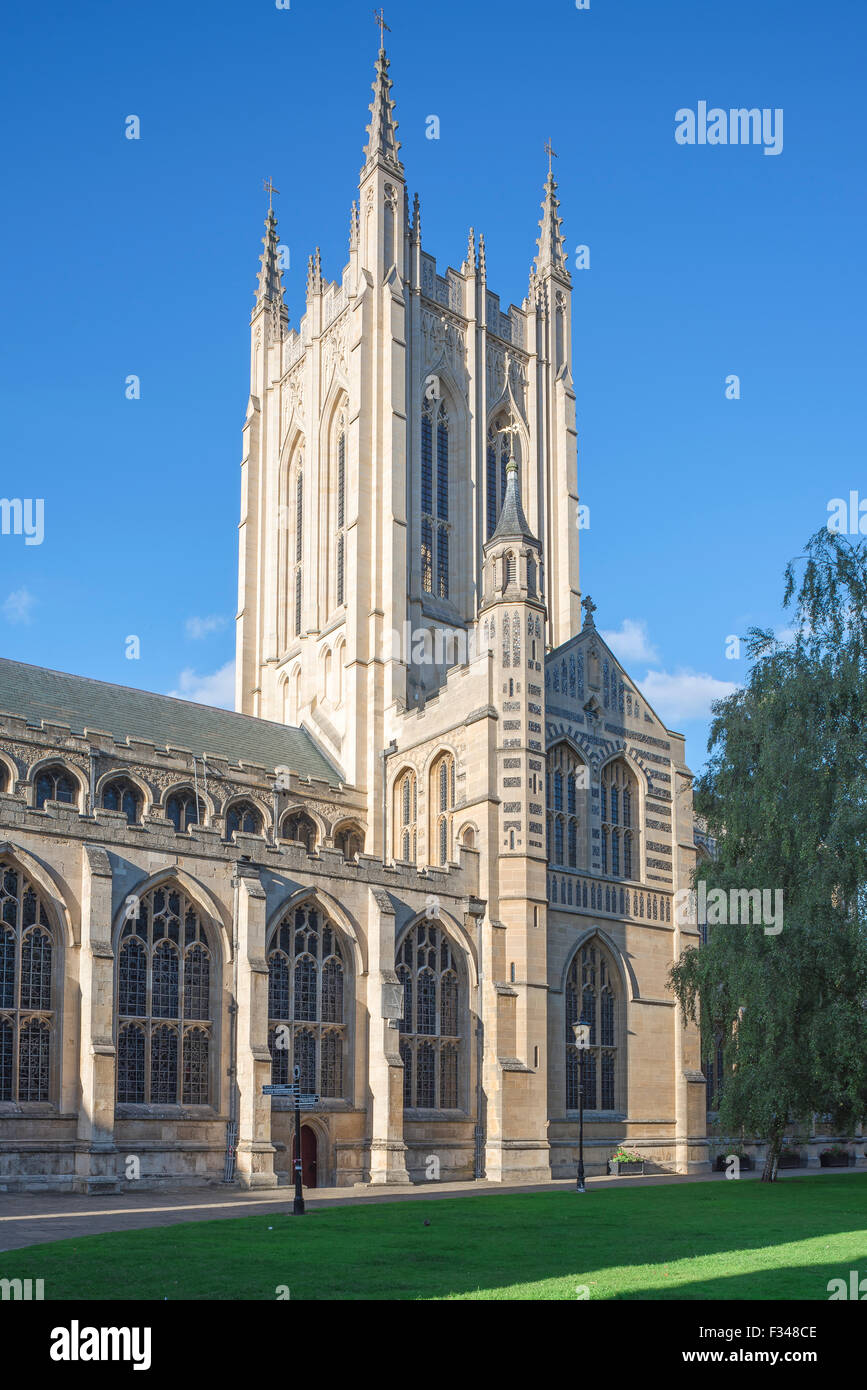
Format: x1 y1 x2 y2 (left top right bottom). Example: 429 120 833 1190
670 530 867 1179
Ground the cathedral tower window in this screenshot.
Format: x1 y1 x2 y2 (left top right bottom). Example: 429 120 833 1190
335 414 346 608
421 397 450 599
294 465 304 637
34 764 78 810
102 777 142 824
430 752 455 866
0 864 55 1103
486 417 520 539
394 769 417 863
116 885 215 1106
565 941 619 1112
545 743 585 871
267 901 348 1099
600 759 638 882
397 919 461 1109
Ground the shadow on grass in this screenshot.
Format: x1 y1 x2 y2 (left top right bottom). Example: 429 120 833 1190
4 1176 867 1301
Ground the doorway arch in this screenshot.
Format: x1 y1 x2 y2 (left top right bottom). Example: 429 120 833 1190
291 1124 318 1188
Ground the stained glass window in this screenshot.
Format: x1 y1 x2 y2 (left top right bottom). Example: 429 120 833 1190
102 777 141 824
35 765 77 809
600 760 637 884
421 398 450 597
565 943 619 1112
394 770 417 863
267 902 347 1099
0 865 54 1102
396 920 462 1110
430 752 455 866
225 800 262 838
115 885 214 1106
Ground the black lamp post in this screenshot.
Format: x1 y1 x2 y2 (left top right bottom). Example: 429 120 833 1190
573 1019 590 1193
292 1064 305 1215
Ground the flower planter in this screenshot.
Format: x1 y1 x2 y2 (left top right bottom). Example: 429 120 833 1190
819 1154 855 1168
776 1152 804 1169
714 1154 753 1172
608 1160 645 1176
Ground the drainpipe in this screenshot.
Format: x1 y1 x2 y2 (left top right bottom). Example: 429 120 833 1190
224 856 243 1183
474 915 485 1178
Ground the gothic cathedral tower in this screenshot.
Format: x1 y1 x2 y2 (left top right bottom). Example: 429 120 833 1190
235 40 581 851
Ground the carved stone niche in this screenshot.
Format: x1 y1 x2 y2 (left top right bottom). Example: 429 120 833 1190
587 647 601 691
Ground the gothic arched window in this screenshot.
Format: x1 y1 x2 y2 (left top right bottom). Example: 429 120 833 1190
335 412 346 608
225 800 262 839
35 765 77 810
421 396 450 599
397 919 461 1109
430 752 455 866
335 822 364 861
102 777 141 825
600 760 638 882
165 789 203 833
486 417 519 539
280 810 318 852
294 455 304 638
565 941 619 1112
545 743 585 872
0 864 55 1103
267 901 348 1099
116 885 214 1105
394 769 417 863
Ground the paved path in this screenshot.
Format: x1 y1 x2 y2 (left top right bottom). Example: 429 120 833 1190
0 1165 861 1253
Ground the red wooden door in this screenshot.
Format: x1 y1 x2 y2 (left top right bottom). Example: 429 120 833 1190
291 1125 317 1188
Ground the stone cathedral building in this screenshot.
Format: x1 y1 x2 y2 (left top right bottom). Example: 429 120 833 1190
0 44 708 1194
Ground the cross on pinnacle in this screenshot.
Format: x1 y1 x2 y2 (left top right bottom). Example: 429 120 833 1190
373 7 390 48
263 177 280 212
581 594 597 627
545 138 558 177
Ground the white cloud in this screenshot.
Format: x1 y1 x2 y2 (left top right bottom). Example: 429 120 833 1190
2 588 36 624
639 668 738 727
185 614 229 640
168 661 235 709
599 618 659 665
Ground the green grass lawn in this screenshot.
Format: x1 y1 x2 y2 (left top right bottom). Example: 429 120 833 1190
8 1176 867 1300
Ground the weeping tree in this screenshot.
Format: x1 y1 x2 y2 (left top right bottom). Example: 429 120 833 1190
670 529 867 1181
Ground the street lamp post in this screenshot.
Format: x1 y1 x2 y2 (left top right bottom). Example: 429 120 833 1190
573 1020 590 1193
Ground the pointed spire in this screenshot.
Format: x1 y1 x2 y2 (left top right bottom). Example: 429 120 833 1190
535 169 570 278
478 231 487 282
349 201 359 252
464 227 476 275
306 247 322 298
254 206 288 338
363 43 402 173
255 207 285 308
411 190 421 243
488 459 539 548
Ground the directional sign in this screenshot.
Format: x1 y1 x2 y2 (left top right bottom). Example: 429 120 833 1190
297 1094 320 1106
262 1084 299 1096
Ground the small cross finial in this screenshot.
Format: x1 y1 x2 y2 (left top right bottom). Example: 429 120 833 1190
373 7 390 47
263 177 280 212
581 594 597 627
545 138 558 177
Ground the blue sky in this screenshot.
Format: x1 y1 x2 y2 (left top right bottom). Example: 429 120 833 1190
0 0 864 774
